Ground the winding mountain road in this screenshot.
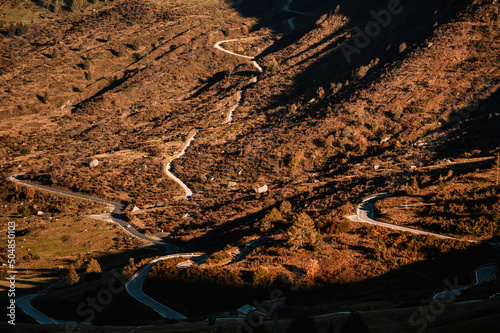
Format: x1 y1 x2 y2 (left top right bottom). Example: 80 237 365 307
284 0 307 31
213 0 305 126
125 254 204 320
283 0 307 16
16 294 60 325
8 174 178 251
8 173 180 323
13 1 487 327
433 263 499 299
213 39 263 72
348 193 459 240
165 132 197 199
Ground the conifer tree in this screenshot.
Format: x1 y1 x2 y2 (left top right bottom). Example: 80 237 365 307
86 258 102 273
67 264 79 285
260 208 282 232
287 213 318 250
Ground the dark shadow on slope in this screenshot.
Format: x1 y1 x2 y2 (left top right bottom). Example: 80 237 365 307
228 0 475 113
71 69 141 114
292 0 474 101
431 87 500 161
190 71 229 99
142 238 500 326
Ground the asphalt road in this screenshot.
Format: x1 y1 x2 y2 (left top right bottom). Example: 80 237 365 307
8 173 178 252
433 263 499 299
348 193 459 240
15 277 68 324
125 254 204 320
16 294 60 325
8 173 179 323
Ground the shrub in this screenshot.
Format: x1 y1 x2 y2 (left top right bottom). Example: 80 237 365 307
354 65 369 79
20 147 31 155
131 40 140 51
40 91 49 104
260 208 283 232
399 42 407 53
304 258 319 279
25 187 35 199
19 205 30 217
316 87 325 99
69 0 84 12
7 23 15 38
253 266 272 287
326 220 351 234
132 52 142 61
267 59 278 72
116 44 125 57
288 151 303 169
374 236 387 261
330 82 343 94
50 0 61 13
315 14 328 27
393 107 403 119
49 170 57 184
280 200 292 214
206 249 232 265
15 23 28 36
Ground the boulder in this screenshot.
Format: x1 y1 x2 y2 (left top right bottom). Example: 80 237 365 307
89 158 99 168
228 181 237 188
255 184 268 193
